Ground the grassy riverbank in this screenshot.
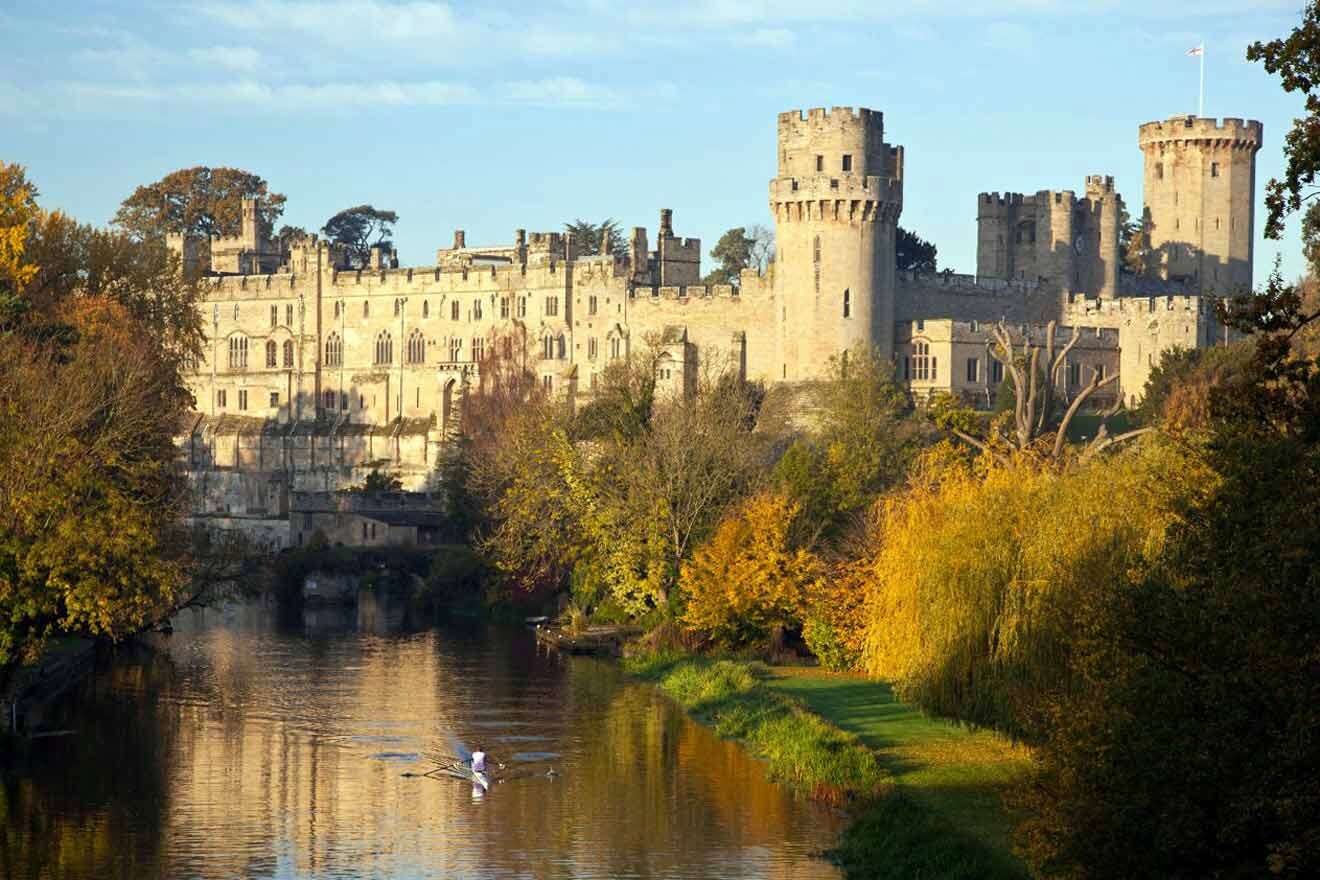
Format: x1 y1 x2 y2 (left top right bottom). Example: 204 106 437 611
625 653 1029 879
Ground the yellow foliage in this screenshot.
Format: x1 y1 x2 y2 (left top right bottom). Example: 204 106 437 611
855 441 1214 735
681 492 822 646
1 161 40 294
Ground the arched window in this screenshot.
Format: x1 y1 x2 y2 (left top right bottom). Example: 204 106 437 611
325 333 342 367
283 339 294 368
843 289 851 318
334 301 341 319
556 334 566 360
374 330 393 365
407 329 425 364
265 339 277 367
363 300 370 318
229 335 248 369
394 298 401 317
656 352 673 381
473 299 483 320
542 334 553 360
322 390 336 410
422 300 429 319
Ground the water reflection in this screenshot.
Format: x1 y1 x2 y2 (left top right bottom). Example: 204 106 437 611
2 594 840 879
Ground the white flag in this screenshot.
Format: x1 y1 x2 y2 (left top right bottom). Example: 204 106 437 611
1187 45 1204 56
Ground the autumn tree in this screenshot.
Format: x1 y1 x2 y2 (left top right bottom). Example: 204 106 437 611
681 492 822 649
564 218 626 258
322 205 398 269
895 226 937 273
704 225 774 287
1 162 40 329
113 166 285 241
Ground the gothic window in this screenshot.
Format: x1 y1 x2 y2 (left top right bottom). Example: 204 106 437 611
474 299 483 320
270 305 278 327
451 300 460 321
407 329 425 364
545 296 559 317
229 335 249 369
340 392 348 411
991 360 1004 384
233 304 240 321
911 340 931 381
588 337 598 360
393 298 401 317
542 375 552 392
500 297 509 319
363 300 369 318
217 389 227 408
449 337 462 361
283 339 294 367
472 337 484 362
557 334 566 359
542 334 553 359
334 301 341 319
270 392 279 408
843 289 851 318
265 339 278 367
610 336 622 360
374 330 393 365
657 353 673 381
324 333 342 367
322 390 335 410
286 304 293 326
423 300 429 319
966 357 979 383
518 297 527 318
588 295 598 316
238 389 248 410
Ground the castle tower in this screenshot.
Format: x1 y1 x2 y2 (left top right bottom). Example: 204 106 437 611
1083 175 1121 300
770 107 903 380
1138 115 1262 295
240 197 261 250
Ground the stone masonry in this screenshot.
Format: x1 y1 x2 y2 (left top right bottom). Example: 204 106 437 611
177 107 1260 514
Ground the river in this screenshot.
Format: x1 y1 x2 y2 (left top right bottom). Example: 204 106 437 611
1 595 843 879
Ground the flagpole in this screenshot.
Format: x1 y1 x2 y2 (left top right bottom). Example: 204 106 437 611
1198 42 1205 117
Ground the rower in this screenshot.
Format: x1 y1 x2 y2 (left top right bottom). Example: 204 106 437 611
471 746 487 774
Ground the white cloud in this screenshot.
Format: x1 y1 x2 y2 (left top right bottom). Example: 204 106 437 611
187 46 263 73
500 77 624 109
734 28 796 49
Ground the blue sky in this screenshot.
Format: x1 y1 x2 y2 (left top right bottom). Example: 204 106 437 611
0 1 1310 281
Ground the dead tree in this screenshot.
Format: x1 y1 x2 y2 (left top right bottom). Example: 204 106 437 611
952 320 1151 461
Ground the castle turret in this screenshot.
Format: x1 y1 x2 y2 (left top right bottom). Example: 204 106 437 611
1084 175 1121 299
1138 115 1262 295
770 106 903 380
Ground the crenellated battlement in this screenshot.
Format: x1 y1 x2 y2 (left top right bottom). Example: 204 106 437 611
639 283 740 301
1085 174 1116 195
1139 115 1263 150
898 270 1038 296
1064 292 1218 318
978 192 1026 208
778 106 882 130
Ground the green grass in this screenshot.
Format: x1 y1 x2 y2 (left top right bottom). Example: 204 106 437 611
623 653 890 803
626 654 1031 878
766 668 1030 878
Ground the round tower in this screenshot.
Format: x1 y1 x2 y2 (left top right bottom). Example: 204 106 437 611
770 107 903 380
1138 115 1262 295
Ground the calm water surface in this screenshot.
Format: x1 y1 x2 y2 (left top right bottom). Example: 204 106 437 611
1 596 842 879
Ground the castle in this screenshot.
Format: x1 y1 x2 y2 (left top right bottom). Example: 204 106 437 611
175 106 1261 534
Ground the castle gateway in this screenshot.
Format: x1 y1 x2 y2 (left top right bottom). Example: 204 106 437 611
176 106 1260 506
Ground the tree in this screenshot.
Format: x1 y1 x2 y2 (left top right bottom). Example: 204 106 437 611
681 492 822 649
895 226 937 273
564 218 626 258
705 227 751 286
1 162 40 330
276 224 309 253
1249 4 1320 239
1119 203 1147 276
945 320 1147 461
113 166 285 241
1014 270 1320 878
355 468 402 493
322 205 398 269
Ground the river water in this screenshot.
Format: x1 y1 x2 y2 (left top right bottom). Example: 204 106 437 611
1 595 843 879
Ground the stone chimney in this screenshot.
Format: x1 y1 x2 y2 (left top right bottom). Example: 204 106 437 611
453 230 466 249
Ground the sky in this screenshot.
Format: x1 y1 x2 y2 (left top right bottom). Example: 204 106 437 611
0 1 1311 282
